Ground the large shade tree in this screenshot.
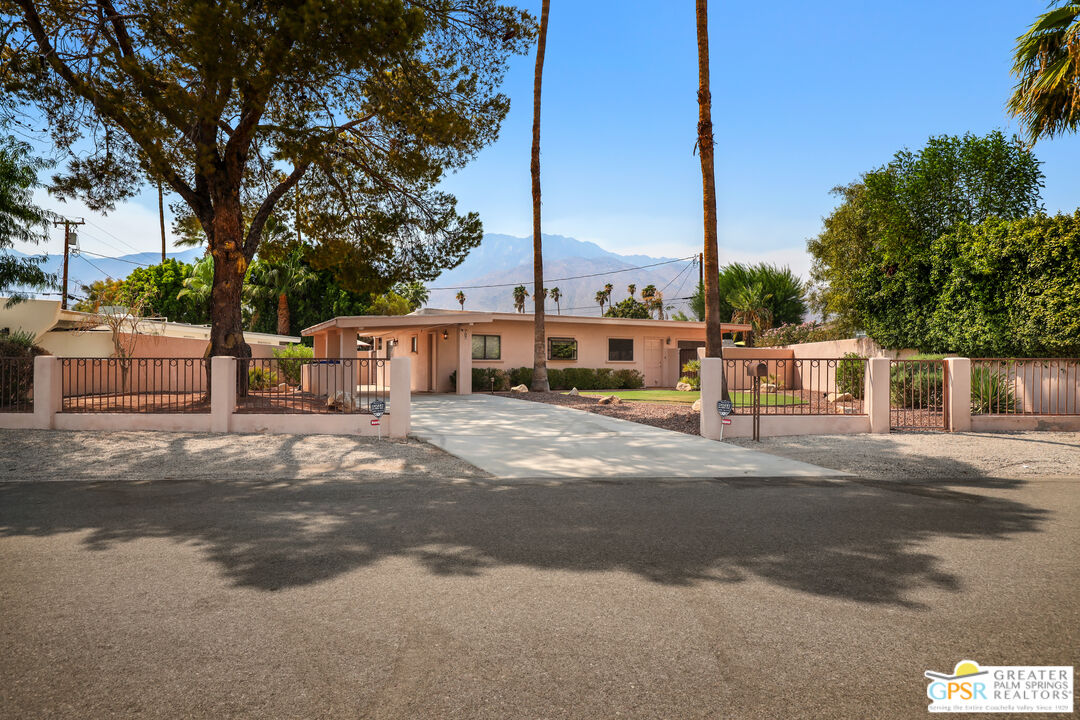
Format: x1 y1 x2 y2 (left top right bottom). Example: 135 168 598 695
0 131 53 303
2 0 533 358
808 132 1044 347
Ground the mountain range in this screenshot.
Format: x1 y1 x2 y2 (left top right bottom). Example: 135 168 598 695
426 234 697 315
7 234 699 316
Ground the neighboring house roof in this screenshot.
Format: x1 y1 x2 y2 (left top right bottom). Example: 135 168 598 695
302 308 752 336
0 298 300 345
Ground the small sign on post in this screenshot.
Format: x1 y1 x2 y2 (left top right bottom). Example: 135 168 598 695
370 400 386 440
716 399 734 440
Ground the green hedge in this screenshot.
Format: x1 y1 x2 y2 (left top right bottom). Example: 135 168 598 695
926 212 1080 357
453 366 646 391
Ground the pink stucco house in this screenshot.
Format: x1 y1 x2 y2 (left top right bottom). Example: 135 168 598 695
302 308 751 393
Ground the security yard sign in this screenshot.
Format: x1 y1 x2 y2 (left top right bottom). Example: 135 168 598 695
370 400 386 418
717 399 733 416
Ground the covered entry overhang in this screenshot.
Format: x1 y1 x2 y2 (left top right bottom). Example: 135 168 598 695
303 310 496 394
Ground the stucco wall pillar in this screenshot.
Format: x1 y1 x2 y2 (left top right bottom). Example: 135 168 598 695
210 356 236 433
389 357 411 438
33 355 60 429
946 357 971 432
456 326 472 394
699 357 725 441
313 331 328 359
866 357 891 434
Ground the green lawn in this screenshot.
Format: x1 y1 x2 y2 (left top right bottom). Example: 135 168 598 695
575 389 806 407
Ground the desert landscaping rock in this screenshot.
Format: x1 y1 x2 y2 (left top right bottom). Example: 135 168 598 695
675 381 693 392
510 384 529 393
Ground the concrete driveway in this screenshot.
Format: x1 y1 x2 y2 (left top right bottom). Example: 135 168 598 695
410 394 839 478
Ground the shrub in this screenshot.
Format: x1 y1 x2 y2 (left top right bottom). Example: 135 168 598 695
474 367 510 391
517 366 643 391
450 368 510 391
889 360 943 409
755 321 849 347
508 366 533 388
835 352 866 399
248 366 279 390
272 343 313 385
970 365 1018 414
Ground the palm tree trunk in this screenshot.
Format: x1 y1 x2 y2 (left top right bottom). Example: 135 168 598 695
277 293 290 336
695 0 728 400
531 0 551 392
157 181 166 264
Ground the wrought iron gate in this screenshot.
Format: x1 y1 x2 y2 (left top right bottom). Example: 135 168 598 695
889 359 948 431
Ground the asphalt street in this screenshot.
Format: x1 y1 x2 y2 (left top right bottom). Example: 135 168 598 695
2 470 1077 718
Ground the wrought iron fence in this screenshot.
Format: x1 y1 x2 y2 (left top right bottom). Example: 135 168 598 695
971 358 1080 415
721 357 867 415
61 357 211 413
890 359 946 431
0 357 35 413
234 357 388 414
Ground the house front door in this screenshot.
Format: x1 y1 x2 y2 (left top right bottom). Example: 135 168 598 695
644 337 664 387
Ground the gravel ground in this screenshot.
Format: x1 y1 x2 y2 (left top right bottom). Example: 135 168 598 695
0 429 488 482
729 431 1080 480
494 390 701 435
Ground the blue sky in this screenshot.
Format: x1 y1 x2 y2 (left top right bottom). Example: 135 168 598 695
22 0 1080 279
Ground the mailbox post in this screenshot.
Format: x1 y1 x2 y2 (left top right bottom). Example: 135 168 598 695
746 362 769 442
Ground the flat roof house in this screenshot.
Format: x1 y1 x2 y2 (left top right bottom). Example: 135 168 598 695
302 308 751 393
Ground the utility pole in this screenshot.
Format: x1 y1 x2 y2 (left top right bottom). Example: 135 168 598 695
53 217 85 310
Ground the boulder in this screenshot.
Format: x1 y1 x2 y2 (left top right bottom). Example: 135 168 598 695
327 390 353 410
597 395 621 405
675 381 693 392
276 383 289 392
827 392 855 403
510 384 529 393
761 383 778 393
691 398 702 412
567 387 580 396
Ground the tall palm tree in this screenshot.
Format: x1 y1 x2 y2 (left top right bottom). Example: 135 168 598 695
695 0 728 400
594 289 606 314
247 254 316 335
627 283 636 298
455 290 466 310
695 0 724 360
549 286 561 314
729 283 774 340
530 0 551 392
1009 1 1080 143
513 284 529 313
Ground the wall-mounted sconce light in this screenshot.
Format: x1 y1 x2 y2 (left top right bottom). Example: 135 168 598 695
666 337 671 345
442 329 449 340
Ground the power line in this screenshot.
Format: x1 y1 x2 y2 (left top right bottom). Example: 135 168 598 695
427 255 696 291
78 249 151 267
85 220 145 254
76 253 115 279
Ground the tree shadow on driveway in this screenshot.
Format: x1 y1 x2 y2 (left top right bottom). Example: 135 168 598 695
0 470 1047 608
